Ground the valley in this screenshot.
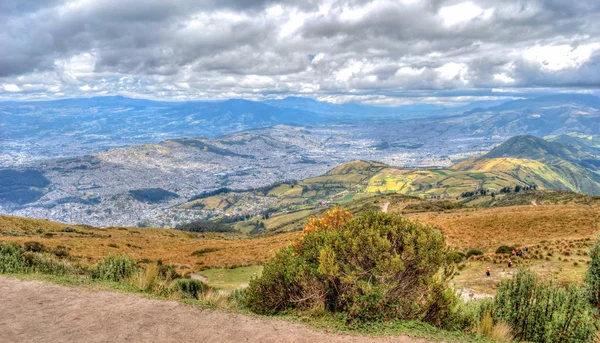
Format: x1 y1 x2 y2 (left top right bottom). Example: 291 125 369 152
0 124 500 227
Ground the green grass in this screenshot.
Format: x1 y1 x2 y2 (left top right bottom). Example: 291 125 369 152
283 313 496 342
199 265 263 290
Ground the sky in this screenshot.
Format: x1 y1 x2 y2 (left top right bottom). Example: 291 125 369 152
1 0 600 105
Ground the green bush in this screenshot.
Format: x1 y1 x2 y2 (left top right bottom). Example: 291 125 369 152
447 251 465 263
585 237 600 308
466 249 483 258
495 245 516 255
173 279 208 299
492 268 595 342
0 242 71 275
245 211 455 326
0 242 28 273
91 256 138 282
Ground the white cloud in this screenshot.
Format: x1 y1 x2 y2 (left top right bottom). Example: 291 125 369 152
523 43 600 72
493 73 515 84
436 62 468 83
439 2 493 26
2 84 21 92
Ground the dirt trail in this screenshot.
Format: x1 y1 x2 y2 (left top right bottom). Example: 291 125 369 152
0 276 428 343
381 202 390 213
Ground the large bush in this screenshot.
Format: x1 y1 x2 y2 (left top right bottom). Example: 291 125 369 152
244 209 460 326
492 268 595 342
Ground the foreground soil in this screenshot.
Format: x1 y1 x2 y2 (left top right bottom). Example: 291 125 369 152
0 276 426 343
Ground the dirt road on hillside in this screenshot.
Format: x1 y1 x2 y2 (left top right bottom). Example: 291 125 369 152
0 276 428 343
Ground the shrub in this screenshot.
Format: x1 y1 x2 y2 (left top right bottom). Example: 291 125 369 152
175 221 235 233
585 236 600 309
244 209 455 326
92 256 138 282
0 242 71 275
495 245 516 255
491 268 595 342
24 241 46 253
0 242 27 273
447 251 465 264
173 279 208 299
191 248 220 257
156 260 181 281
466 249 483 259
53 246 69 258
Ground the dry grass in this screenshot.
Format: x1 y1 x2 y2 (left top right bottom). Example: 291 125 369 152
477 312 513 341
0 215 299 273
453 237 595 295
406 204 600 251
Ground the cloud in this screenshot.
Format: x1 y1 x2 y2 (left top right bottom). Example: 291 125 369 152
0 0 599 103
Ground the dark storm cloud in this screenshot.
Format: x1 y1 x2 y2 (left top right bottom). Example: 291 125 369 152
1 0 599 102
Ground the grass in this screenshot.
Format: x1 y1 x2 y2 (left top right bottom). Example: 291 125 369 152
282 313 496 342
199 265 263 290
0 215 299 273
452 237 594 296
407 204 600 250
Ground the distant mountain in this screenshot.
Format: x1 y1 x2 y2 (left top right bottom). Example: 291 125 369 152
460 94 600 136
547 134 600 157
3 94 599 165
0 96 334 165
455 135 600 195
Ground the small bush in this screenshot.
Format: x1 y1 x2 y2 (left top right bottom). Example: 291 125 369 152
53 246 69 258
24 241 46 253
156 260 181 281
495 245 516 255
92 256 138 282
447 251 465 264
466 249 483 259
191 248 220 257
173 279 208 299
107 243 119 248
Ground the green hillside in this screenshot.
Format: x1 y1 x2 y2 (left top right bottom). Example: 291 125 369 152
468 135 600 195
178 136 600 233
547 133 600 156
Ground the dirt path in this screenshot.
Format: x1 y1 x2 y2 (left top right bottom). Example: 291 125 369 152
0 276 429 343
381 202 390 213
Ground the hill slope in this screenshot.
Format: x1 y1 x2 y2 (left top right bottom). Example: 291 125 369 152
457 135 600 195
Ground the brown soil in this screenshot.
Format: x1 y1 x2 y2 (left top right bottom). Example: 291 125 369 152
0 276 427 343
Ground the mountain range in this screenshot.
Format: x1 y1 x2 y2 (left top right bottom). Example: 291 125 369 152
2 94 599 165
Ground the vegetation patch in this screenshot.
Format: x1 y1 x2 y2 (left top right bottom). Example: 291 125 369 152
129 188 179 204
175 221 235 233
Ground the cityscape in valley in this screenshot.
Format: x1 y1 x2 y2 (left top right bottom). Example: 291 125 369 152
2 94 599 228
2 1 600 342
